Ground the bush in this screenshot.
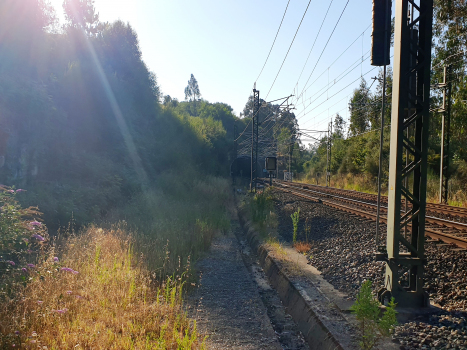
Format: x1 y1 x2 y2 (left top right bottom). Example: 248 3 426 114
350 280 397 350
0 186 49 299
248 188 275 232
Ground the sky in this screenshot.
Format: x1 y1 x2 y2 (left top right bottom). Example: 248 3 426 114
49 0 394 139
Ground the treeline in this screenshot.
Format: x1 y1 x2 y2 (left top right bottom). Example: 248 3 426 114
303 1 467 202
0 0 242 229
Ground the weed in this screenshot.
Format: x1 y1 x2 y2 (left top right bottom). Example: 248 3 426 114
350 280 397 350
293 241 312 254
290 208 300 244
243 188 277 234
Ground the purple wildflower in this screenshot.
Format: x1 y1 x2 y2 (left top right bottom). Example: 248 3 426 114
6 260 15 266
14 331 20 335
66 290 72 295
15 189 25 193
37 301 43 304
72 270 79 274
60 267 74 273
30 221 42 227
8 189 14 193
53 257 59 262
22 268 28 273
27 264 35 268
31 234 45 241
53 308 68 314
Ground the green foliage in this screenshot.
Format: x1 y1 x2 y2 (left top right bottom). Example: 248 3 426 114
184 74 201 102
112 173 231 278
350 280 397 350
290 208 300 244
0 186 49 298
248 189 275 232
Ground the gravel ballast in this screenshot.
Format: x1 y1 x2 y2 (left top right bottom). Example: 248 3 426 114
272 188 467 350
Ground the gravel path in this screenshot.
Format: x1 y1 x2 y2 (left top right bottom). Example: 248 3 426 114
271 188 467 350
187 219 308 350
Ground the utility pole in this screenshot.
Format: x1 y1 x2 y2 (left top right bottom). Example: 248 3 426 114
377 0 433 308
233 122 237 185
439 65 452 204
250 87 260 192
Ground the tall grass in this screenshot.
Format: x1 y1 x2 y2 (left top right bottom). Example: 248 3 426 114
0 226 205 349
242 188 277 235
108 174 231 279
1 173 232 349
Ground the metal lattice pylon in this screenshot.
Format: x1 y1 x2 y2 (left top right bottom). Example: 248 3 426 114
377 0 433 308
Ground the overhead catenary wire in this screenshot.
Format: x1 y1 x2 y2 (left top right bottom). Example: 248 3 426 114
255 0 291 84
295 0 351 104
265 0 313 100
292 0 335 95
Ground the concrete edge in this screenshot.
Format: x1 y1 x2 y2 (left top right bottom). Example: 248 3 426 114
237 206 352 350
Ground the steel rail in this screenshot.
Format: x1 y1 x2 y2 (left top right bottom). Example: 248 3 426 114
276 180 467 217
270 181 467 249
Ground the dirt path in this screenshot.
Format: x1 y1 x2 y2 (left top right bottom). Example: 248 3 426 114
187 219 309 350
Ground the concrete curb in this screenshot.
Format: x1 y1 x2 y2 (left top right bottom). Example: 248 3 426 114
237 207 355 350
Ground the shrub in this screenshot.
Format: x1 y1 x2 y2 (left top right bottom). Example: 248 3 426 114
350 280 397 350
0 186 49 299
248 188 275 232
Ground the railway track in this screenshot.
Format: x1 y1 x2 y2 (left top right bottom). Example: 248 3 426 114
268 179 467 249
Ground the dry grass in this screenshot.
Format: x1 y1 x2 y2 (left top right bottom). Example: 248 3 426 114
0 226 205 349
293 241 312 254
266 236 288 260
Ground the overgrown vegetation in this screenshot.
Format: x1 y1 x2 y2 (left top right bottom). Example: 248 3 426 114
351 280 397 350
0 1 242 348
0 226 205 349
0 186 49 299
245 188 277 234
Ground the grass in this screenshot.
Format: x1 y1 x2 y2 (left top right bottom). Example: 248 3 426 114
107 174 232 279
0 174 233 349
0 226 206 349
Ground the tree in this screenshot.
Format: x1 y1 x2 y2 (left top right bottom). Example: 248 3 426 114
348 79 371 137
333 113 346 139
368 67 393 130
63 0 99 35
184 74 201 102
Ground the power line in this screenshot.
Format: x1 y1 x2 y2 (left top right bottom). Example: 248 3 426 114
297 65 379 121
295 0 351 103
292 0 335 95
255 0 291 83
296 51 371 111
265 0 313 100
